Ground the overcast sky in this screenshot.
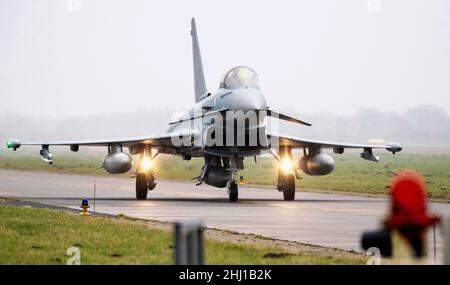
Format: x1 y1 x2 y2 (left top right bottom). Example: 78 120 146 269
1 0 449 118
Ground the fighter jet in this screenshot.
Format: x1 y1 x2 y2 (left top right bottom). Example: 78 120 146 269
6 18 402 202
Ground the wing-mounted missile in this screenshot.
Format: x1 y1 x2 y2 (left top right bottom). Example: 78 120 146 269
361 148 379 162
6 139 21 151
40 145 53 164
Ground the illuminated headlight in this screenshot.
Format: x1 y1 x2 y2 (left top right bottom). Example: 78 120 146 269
140 157 153 170
280 157 294 174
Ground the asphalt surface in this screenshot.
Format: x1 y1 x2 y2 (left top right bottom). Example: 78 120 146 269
1 169 449 261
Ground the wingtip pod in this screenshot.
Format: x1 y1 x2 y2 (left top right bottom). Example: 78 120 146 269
386 143 402 154
6 139 21 150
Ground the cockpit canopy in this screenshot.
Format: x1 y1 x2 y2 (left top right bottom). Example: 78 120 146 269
220 66 259 89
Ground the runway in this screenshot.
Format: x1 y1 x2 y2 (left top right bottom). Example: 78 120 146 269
1 169 449 260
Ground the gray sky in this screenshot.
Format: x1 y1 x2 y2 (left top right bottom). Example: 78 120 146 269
1 0 449 118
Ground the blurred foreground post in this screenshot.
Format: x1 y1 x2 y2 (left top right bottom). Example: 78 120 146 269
361 170 440 264
174 220 204 265
444 216 450 265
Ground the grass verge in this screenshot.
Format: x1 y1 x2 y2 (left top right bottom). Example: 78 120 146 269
0 202 364 265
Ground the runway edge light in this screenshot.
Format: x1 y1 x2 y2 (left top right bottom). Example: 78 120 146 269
80 198 90 215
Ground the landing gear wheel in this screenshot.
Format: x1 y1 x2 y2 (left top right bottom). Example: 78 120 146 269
148 174 157 191
282 174 296 201
136 173 148 200
228 182 239 202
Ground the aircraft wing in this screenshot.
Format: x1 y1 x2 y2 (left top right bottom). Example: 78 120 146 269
6 130 198 152
267 132 402 161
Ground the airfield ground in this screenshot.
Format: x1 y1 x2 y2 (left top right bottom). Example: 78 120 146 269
1 151 449 201
1 168 448 264
0 199 365 265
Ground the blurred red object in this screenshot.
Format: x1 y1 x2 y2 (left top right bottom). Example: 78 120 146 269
388 170 439 228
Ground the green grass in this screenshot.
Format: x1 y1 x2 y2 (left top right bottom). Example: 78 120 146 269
0 205 363 264
1 152 449 200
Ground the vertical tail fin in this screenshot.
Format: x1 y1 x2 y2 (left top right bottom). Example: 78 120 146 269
191 18 207 102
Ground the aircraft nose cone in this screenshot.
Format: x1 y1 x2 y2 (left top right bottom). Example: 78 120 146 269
230 90 267 112
248 95 267 111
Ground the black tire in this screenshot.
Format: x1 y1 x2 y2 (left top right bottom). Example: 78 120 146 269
228 182 238 202
136 173 148 200
282 174 296 201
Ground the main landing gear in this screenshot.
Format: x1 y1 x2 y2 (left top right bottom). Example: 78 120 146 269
276 147 297 201
277 172 296 201
135 148 157 200
136 171 156 200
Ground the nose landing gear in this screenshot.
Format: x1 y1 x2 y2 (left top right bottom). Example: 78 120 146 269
227 181 238 202
226 156 243 202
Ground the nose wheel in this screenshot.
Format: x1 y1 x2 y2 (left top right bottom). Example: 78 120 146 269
227 181 238 202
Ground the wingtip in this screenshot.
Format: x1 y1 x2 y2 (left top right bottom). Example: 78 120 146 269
6 138 21 149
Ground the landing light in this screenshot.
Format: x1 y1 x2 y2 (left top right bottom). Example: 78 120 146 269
140 157 153 171
280 157 294 174
368 139 385 145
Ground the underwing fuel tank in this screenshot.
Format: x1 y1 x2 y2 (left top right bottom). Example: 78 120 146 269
103 152 133 174
204 166 232 188
299 154 335 176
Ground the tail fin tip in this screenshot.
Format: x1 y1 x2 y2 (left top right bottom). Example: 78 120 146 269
190 17 207 103
191 17 196 35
